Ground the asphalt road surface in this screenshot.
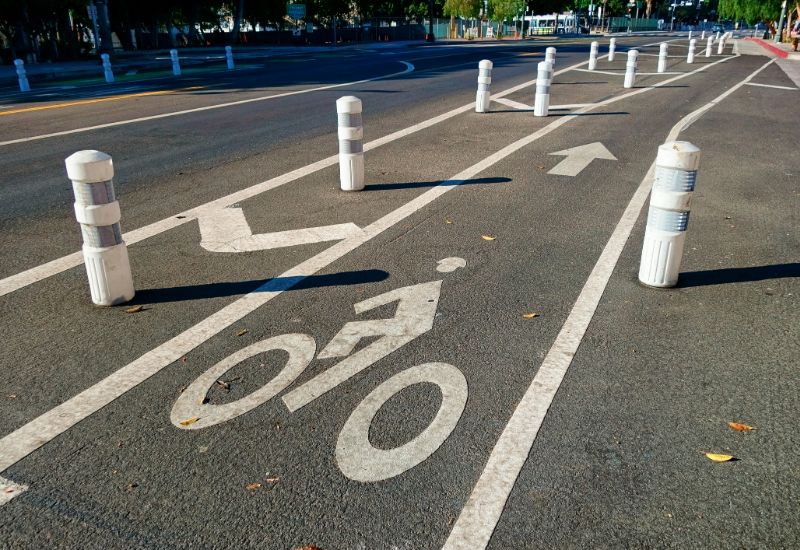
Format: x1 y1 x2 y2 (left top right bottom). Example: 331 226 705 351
0 36 798 549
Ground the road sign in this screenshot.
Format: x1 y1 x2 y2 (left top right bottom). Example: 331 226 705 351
287 3 306 20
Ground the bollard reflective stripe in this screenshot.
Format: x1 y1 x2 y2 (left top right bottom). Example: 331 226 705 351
623 49 638 89
588 41 599 71
170 49 181 76
337 96 365 191
608 39 616 62
657 43 668 73
14 59 30 92
101 53 114 83
687 39 697 64
638 141 701 288
475 59 492 114
225 46 234 70
533 61 552 117
65 150 135 305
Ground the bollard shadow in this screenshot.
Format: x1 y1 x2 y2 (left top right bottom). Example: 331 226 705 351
677 263 800 288
365 176 511 191
128 268 389 304
549 111 629 117
553 81 611 85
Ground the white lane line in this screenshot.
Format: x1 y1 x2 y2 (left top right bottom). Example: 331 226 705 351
491 97 530 110
442 58 774 550
0 58 593 299
574 68 624 76
0 476 28 505
0 52 740 503
0 62 415 147
745 82 798 90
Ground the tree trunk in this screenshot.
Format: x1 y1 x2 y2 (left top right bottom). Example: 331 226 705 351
646 0 653 18
231 0 245 43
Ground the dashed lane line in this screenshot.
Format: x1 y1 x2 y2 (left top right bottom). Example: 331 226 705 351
0 51 739 505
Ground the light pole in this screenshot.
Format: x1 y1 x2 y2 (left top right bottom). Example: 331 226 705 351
775 0 787 43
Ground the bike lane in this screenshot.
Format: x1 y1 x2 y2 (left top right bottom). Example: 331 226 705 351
0 48 763 548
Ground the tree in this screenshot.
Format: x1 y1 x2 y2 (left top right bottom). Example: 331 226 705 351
718 0 781 23
443 0 479 36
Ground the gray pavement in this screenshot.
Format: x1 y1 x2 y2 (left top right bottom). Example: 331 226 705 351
0 36 797 548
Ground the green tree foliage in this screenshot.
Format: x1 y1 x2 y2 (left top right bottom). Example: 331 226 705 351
443 0 479 18
718 0 781 22
488 0 523 21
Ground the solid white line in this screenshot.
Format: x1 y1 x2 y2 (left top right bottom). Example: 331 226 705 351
0 476 28 505
574 68 623 76
0 52 740 503
745 82 798 91
0 58 592 299
442 57 774 550
491 97 530 110
0 62 415 147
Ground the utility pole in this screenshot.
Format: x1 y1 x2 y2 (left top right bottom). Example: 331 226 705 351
427 0 435 41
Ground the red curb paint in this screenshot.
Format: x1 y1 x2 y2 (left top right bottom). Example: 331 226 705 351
744 37 789 58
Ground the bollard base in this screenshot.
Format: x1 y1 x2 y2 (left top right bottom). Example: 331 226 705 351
638 228 686 288
339 153 365 191
475 91 490 113
83 242 135 306
533 94 549 117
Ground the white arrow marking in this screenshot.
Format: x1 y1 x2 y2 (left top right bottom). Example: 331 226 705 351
198 207 364 252
547 142 617 177
436 257 467 273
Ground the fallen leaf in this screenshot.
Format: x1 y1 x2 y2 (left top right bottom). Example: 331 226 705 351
246 483 262 491
481 235 496 241
125 305 144 314
4 488 14 494
728 422 755 432
536 164 545 170
181 357 188 363
445 218 453 224
237 329 249 337
179 417 200 426
215 380 231 391
522 312 539 319
7 394 16 399
705 452 735 462
125 482 138 492
295 546 324 550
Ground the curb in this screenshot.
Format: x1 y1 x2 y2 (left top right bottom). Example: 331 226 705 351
744 37 789 58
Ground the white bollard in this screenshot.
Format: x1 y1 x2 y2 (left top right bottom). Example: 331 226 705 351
225 46 234 70
65 150 135 306
717 36 724 54
101 53 114 83
608 38 616 62
657 43 668 73
170 49 181 76
545 47 556 68
336 96 365 191
475 60 492 113
14 59 30 92
705 36 713 57
701 30 706 40
688 30 693 41
638 141 701 288
623 49 638 89
715 31 720 42
687 39 696 63
588 41 599 71
533 61 552 117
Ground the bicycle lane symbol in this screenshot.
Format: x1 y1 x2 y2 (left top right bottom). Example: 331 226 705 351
171 257 469 483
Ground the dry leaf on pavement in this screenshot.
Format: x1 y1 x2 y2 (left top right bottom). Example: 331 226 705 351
705 452 735 462
179 417 200 426
125 305 144 314
481 235 496 241
728 422 755 432
236 329 249 337
522 313 539 319
246 483 262 491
